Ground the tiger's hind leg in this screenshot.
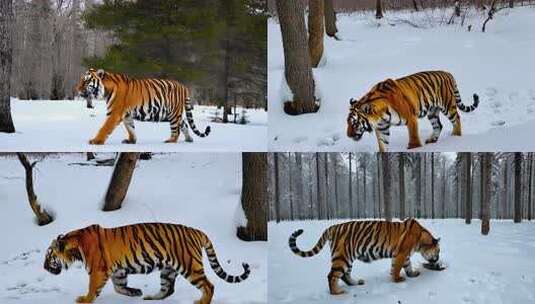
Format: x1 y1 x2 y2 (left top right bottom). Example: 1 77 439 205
403 257 420 278
425 107 443 144
341 264 365 286
112 269 142 297
164 115 181 143
446 106 462 136
180 120 193 143
143 267 177 300
121 113 137 144
184 265 214 304
328 256 351 295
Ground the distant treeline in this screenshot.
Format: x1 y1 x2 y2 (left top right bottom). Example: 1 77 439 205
268 153 535 222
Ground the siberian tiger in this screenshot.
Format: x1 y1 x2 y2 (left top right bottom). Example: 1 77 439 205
44 223 250 304
346 71 479 152
75 69 211 145
289 219 440 295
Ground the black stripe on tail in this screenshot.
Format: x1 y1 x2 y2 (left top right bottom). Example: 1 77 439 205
185 98 211 137
204 240 250 283
455 90 480 113
288 228 329 258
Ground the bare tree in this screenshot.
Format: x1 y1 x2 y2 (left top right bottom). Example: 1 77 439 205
308 0 324 67
102 153 139 211
324 0 339 39
17 153 54 225
375 0 384 19
0 0 15 133
514 152 522 223
237 153 268 241
481 153 492 235
463 152 472 224
276 0 319 115
274 153 281 222
398 153 406 220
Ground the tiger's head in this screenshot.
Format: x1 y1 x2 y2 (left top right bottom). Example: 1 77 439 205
417 229 441 264
44 234 83 275
347 98 373 140
75 68 106 100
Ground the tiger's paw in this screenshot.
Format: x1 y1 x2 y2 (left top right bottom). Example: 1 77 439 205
393 276 406 283
425 138 438 144
122 139 137 144
164 138 178 143
76 295 94 303
407 142 422 149
89 138 105 145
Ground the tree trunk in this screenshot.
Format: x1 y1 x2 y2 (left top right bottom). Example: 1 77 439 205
324 0 338 39
412 0 419 11
514 152 522 223
315 152 322 219
102 153 139 211
375 0 384 19
17 153 54 225
442 158 446 218
464 152 472 224
308 0 324 68
481 153 492 235
529 153 533 221
416 155 422 218
399 154 406 220
382 153 392 221
237 153 268 241
0 0 15 133
431 153 435 219
276 0 318 115
274 153 281 222
348 153 353 217
362 161 367 218
288 153 294 220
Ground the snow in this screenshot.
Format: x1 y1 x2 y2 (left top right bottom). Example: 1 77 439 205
0 99 267 152
268 219 535 304
0 153 267 303
268 7 535 151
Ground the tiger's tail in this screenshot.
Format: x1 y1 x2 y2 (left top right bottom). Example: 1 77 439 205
202 234 250 283
289 227 331 258
454 86 480 113
185 98 211 137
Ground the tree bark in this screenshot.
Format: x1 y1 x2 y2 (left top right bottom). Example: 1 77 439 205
102 153 139 211
324 0 338 39
274 153 281 222
237 153 268 241
481 153 492 235
308 0 324 68
382 153 392 221
0 0 15 133
399 154 406 220
464 152 472 224
17 153 54 225
514 152 522 223
375 0 384 19
528 153 533 221
431 153 435 219
276 0 318 115
348 153 353 217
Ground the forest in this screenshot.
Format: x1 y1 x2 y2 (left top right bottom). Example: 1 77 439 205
268 153 534 224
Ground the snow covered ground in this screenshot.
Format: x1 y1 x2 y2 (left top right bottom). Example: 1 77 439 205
268 6 535 151
0 99 267 152
268 219 535 304
0 153 267 303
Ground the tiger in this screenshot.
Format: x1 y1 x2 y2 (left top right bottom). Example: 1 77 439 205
75 68 211 145
346 70 479 152
43 223 250 304
288 218 440 295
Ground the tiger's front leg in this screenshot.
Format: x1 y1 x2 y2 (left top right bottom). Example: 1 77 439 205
390 253 409 283
90 112 123 145
374 124 390 152
406 117 422 150
76 271 109 303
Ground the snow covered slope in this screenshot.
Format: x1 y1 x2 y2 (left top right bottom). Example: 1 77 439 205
0 153 266 303
0 100 267 152
268 219 535 304
268 7 535 152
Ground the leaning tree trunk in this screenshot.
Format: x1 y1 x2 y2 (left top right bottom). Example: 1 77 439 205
276 0 318 115
0 0 15 133
375 0 384 19
17 153 54 225
514 152 522 223
324 0 338 39
237 153 268 241
102 153 139 211
308 0 324 68
464 152 472 224
481 153 492 235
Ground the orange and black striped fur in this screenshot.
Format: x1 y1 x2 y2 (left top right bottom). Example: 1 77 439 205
44 223 250 304
289 219 440 295
75 69 210 145
346 71 479 152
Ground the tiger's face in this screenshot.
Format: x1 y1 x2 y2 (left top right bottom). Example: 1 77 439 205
418 231 441 264
43 235 82 275
347 98 373 140
75 69 105 99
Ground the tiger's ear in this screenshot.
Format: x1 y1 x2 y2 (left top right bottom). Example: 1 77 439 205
378 78 397 91
56 235 66 252
349 98 357 105
96 69 106 79
433 237 441 245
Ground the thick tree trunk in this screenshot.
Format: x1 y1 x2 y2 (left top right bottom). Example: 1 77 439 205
412 0 419 11
237 153 268 241
514 152 522 223
382 153 392 221
102 153 139 211
0 0 15 133
324 0 338 39
464 152 472 224
375 0 384 19
529 153 533 221
362 162 367 218
348 153 353 217
288 153 294 220
481 153 492 235
416 155 422 218
276 0 318 115
17 153 54 226
315 153 322 219
308 0 324 68
399 154 406 220
431 153 435 219
274 153 281 222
